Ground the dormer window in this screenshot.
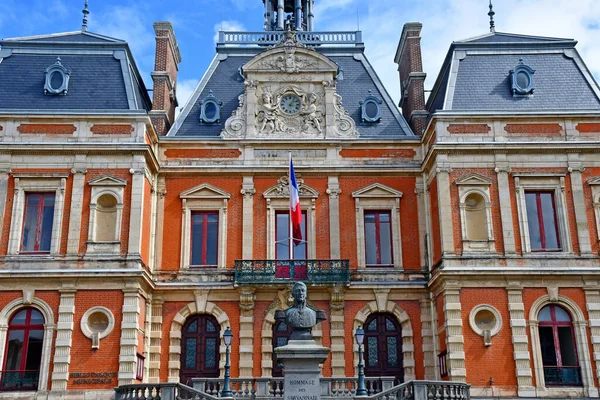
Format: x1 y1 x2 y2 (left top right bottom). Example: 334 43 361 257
199 90 222 124
510 58 535 96
360 91 382 123
44 57 70 95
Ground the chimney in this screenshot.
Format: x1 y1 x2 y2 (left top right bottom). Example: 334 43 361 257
394 22 428 135
150 22 182 136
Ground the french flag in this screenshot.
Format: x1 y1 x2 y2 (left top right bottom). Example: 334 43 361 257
289 156 303 246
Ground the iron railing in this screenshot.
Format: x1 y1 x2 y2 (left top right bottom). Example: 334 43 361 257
543 366 582 386
115 383 219 400
0 370 39 391
234 259 350 284
217 31 363 47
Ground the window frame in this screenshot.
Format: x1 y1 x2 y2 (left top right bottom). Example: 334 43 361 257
135 352 145 381
20 193 55 254
275 210 307 260
8 174 67 256
364 210 394 267
524 191 562 252
514 175 571 254
190 211 220 267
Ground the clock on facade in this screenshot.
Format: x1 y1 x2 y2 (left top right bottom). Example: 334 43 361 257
279 94 301 115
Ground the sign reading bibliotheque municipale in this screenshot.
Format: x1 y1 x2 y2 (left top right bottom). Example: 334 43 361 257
69 372 117 384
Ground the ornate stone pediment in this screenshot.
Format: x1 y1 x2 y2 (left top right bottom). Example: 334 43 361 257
221 30 358 141
263 176 319 199
455 173 493 186
87 174 127 186
352 183 403 198
180 183 231 199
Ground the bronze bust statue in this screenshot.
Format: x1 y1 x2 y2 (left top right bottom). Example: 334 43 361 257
275 282 326 341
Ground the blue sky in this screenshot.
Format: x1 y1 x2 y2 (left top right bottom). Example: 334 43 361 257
1 0 599 112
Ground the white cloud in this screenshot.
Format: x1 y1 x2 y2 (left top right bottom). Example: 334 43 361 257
176 79 200 118
213 20 247 43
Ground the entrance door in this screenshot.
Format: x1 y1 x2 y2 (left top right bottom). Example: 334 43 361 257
364 313 404 384
180 315 220 385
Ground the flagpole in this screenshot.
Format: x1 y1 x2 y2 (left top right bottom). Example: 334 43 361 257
289 151 294 260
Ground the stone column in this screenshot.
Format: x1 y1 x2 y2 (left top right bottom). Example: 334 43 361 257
328 286 345 377
66 167 86 255
277 0 284 30
420 298 436 379
0 168 11 242
239 288 256 377
506 285 534 396
118 283 142 385
442 284 465 382
51 289 76 391
128 167 145 256
436 164 455 255
241 177 256 259
495 164 516 254
569 164 592 254
326 177 341 259
415 177 427 269
148 297 163 383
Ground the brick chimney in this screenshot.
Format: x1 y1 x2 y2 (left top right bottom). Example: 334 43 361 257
394 22 428 135
150 22 182 136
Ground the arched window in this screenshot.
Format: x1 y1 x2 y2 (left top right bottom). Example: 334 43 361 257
364 313 404 384
538 305 582 387
464 192 488 241
180 315 220 384
272 318 293 377
2 308 45 391
95 193 118 242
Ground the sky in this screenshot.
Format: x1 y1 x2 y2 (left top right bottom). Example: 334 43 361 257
1 0 599 114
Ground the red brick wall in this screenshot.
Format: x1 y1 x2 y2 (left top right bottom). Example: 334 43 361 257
17 124 76 135
447 124 491 134
504 124 563 136
90 124 134 135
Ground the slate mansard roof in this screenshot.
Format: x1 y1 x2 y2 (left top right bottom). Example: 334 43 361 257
0 31 151 112
426 32 600 114
170 45 414 139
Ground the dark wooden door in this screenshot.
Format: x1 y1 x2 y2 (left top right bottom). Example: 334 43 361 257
272 318 294 377
364 313 404 384
180 315 220 384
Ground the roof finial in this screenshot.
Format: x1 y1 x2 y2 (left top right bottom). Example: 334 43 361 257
82 1 89 32
488 0 496 33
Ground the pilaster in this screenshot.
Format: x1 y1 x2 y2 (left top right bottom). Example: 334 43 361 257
0 168 11 242
415 177 427 268
568 163 592 253
241 177 256 259
66 167 87 255
118 283 142 385
239 288 256 377
443 284 465 382
585 283 600 384
154 177 167 271
148 297 163 383
128 167 145 255
436 164 455 255
327 176 341 259
329 286 345 376
51 289 76 391
506 285 534 396
495 163 516 254
420 298 436 379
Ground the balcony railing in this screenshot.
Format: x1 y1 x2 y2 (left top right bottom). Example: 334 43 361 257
115 382 218 400
217 31 363 47
234 260 350 285
544 366 582 386
0 370 39 391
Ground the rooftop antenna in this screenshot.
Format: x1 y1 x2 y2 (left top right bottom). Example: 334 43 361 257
488 0 496 33
356 7 360 31
82 1 89 32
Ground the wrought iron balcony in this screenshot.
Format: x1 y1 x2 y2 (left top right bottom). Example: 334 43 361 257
0 370 39 391
234 259 350 285
543 366 582 386
217 31 363 47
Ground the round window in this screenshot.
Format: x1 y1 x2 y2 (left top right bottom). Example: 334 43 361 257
50 71 64 91
474 309 496 331
204 102 218 121
81 306 115 339
365 101 379 120
88 311 109 333
468 304 502 337
516 71 530 90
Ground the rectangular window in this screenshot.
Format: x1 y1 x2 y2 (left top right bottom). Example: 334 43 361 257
190 212 218 266
438 351 448 378
21 193 55 253
525 191 561 251
364 211 393 266
136 353 145 381
275 211 307 260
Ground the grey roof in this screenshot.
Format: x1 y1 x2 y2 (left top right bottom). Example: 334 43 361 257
0 31 151 112
171 48 413 138
426 32 600 114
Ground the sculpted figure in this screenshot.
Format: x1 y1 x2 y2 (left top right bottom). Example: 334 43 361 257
257 92 285 133
300 93 322 133
275 282 326 341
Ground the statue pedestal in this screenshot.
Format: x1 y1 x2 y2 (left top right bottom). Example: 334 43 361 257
275 340 330 400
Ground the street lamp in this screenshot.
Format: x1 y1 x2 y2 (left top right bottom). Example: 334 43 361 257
221 327 233 398
355 326 367 396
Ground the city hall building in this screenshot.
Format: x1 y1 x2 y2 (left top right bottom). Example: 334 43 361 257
0 0 600 399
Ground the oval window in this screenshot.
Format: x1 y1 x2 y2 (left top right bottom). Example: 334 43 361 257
516 71 530 90
365 101 379 120
50 71 64 90
204 102 217 120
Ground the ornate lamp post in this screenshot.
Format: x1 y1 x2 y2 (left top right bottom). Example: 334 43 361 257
221 327 233 398
355 326 368 396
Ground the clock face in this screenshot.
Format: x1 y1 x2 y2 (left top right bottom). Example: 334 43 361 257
279 94 301 115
